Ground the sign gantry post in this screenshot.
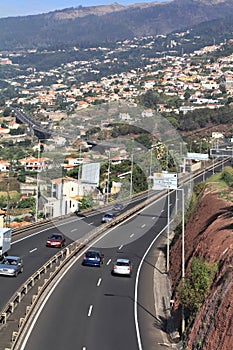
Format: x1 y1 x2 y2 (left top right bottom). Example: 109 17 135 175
152 171 178 273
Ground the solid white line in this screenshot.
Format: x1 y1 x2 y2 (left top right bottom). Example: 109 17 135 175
12 216 84 245
19 230 116 349
106 259 111 265
97 278 102 287
88 305 93 317
134 224 168 350
29 248 37 253
19 192 169 349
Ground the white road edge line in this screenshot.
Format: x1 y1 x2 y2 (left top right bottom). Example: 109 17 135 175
134 223 169 350
88 305 93 317
19 223 125 350
12 216 84 244
19 192 169 350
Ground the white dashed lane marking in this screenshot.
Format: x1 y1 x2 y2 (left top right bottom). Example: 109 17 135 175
29 248 37 253
88 305 93 317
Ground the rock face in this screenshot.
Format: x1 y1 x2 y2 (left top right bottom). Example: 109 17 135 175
169 184 233 349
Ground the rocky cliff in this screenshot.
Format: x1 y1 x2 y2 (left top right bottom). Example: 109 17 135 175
169 183 233 349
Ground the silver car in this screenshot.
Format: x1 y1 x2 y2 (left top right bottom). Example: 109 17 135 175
101 212 115 223
0 256 24 277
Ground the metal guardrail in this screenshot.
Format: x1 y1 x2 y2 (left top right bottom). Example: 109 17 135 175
4 162 222 349
0 157 227 348
1 189 167 350
1 162 219 327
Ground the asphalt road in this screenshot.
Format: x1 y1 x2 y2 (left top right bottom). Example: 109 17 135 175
20 193 170 350
0 161 228 350
0 194 149 310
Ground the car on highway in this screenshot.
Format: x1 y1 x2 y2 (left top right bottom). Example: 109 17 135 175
101 212 115 223
46 234 66 248
112 258 132 276
82 250 104 267
113 202 124 212
0 256 24 277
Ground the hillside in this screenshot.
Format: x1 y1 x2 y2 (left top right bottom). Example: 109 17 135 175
1 0 233 50
170 183 233 349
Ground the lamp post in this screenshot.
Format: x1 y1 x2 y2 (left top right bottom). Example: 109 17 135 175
149 147 153 179
176 187 185 336
35 139 49 221
106 150 111 204
130 151 134 198
35 140 41 222
166 187 170 273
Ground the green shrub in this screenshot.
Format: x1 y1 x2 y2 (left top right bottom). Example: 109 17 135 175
178 257 217 316
221 166 233 187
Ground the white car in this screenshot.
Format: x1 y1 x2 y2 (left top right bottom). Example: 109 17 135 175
112 258 132 276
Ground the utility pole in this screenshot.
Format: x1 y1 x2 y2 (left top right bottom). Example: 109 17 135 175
106 150 111 203
35 141 41 222
130 152 133 198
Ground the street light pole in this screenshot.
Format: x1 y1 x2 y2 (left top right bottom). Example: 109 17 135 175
106 150 111 203
35 140 41 222
130 152 133 197
176 187 185 336
166 188 170 272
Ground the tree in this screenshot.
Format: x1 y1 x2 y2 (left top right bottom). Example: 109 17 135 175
3 107 12 117
135 134 152 149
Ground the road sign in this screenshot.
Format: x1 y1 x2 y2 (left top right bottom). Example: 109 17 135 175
186 152 209 161
210 148 233 158
152 171 178 190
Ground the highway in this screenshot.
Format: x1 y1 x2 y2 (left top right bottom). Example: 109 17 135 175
20 192 170 350
0 160 229 349
0 193 152 311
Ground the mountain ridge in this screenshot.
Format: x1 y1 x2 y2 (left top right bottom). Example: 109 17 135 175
1 0 233 50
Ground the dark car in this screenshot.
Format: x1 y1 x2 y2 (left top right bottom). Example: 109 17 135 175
82 250 104 267
0 256 24 277
113 202 124 212
46 234 66 248
101 212 115 223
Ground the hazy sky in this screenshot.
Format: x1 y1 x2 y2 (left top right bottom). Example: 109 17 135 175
0 1 169 18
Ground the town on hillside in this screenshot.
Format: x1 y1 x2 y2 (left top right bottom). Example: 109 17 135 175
1 35 233 227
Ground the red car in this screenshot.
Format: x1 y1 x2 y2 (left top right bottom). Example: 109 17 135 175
46 234 66 248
